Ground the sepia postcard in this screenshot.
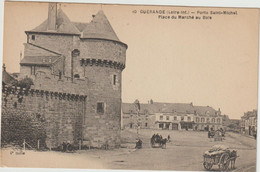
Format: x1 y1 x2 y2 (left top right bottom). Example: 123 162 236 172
0 1 259 172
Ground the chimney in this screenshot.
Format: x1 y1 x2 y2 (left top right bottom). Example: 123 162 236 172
3 64 6 71
47 3 57 31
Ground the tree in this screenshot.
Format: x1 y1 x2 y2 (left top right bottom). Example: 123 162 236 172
1 112 47 149
16 77 34 89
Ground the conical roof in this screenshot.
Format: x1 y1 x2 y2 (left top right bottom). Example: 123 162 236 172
82 10 120 41
26 9 126 45
27 9 80 35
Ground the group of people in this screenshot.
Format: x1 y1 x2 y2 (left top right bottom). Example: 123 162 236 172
150 133 170 149
207 128 225 140
135 133 171 149
151 133 171 141
61 142 74 152
152 133 162 141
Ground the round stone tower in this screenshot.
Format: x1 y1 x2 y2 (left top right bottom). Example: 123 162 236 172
73 11 127 148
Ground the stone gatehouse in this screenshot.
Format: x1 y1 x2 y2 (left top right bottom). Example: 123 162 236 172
2 3 127 149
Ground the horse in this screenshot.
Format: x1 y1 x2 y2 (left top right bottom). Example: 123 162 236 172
160 138 167 149
208 130 215 138
230 150 237 169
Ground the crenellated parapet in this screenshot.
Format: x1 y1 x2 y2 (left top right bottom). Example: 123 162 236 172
2 84 87 102
80 58 125 71
1 82 86 149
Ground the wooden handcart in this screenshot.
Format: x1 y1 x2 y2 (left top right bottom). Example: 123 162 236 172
203 145 238 171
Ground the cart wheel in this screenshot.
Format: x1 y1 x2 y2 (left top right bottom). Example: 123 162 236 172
151 143 155 148
219 153 230 171
203 162 213 170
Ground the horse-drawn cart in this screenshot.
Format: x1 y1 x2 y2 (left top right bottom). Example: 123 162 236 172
150 134 167 149
208 129 225 138
203 145 238 171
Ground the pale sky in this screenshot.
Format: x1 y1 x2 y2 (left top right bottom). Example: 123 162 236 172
2 2 259 119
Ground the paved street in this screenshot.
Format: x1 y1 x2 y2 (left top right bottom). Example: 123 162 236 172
106 130 257 171
1 130 257 171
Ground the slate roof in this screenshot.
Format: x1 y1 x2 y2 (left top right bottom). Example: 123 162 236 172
23 43 61 56
27 9 80 35
242 110 257 119
193 106 218 116
21 43 62 66
81 10 120 41
20 56 61 66
73 22 89 32
26 9 122 43
2 70 17 85
122 102 219 116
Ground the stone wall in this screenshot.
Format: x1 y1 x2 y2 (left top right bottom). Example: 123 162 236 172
80 39 127 64
51 56 65 75
68 38 126 148
19 34 126 149
3 67 123 148
1 84 86 149
27 33 79 77
83 66 122 148
30 71 88 95
20 66 52 79
122 112 156 129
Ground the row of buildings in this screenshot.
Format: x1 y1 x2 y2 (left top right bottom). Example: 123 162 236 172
121 101 258 136
240 110 257 136
121 101 224 131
